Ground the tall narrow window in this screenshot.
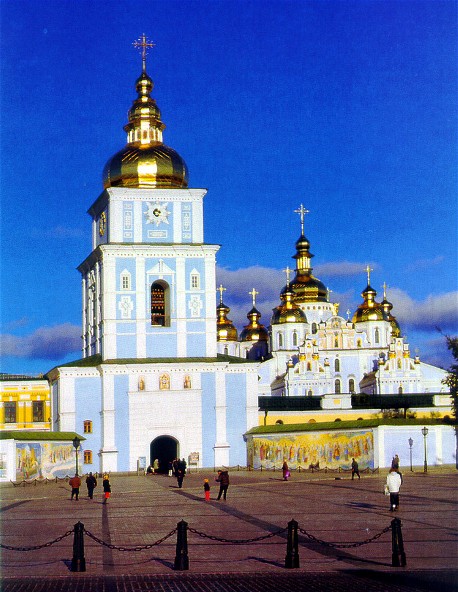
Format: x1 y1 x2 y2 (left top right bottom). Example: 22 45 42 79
398 386 403 394
307 362 312 371
375 328 380 344
278 333 283 348
190 271 200 290
334 358 340 372
311 323 317 334
151 281 169 326
83 420 93 434
4 402 16 423
334 379 341 394
121 271 131 290
292 332 298 346
84 450 93 464
32 401 44 422
349 378 355 393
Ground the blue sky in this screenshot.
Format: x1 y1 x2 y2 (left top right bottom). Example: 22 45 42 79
1 0 457 374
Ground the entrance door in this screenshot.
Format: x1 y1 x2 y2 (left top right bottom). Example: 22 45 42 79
150 436 179 474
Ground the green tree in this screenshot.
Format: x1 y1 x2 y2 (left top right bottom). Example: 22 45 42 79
443 336 458 468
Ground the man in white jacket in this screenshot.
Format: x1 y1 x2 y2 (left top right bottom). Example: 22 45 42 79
386 468 402 511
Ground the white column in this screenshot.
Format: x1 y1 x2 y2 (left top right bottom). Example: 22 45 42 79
176 256 187 357
136 256 146 358
213 369 230 466
100 371 118 472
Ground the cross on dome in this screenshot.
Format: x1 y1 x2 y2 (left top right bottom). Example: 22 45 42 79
249 288 259 307
283 266 292 285
294 204 310 235
133 33 156 72
217 284 226 304
366 265 373 285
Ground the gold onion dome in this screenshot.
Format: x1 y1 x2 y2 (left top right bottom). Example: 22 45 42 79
290 233 328 303
240 307 269 342
381 285 401 337
271 284 307 325
216 302 238 342
103 39 188 189
352 282 385 323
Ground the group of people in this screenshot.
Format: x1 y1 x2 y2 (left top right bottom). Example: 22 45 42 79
68 472 111 503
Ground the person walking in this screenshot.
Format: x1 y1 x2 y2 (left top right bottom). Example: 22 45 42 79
351 458 361 480
69 474 81 501
282 460 290 481
102 474 111 504
86 472 97 498
176 467 185 488
386 467 402 511
204 479 211 501
216 470 229 500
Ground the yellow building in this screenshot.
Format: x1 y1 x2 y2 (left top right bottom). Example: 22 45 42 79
0 375 51 431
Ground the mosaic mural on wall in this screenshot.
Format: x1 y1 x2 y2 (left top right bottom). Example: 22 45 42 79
247 429 374 470
16 442 78 479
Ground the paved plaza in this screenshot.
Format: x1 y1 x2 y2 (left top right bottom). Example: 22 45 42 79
1 468 457 591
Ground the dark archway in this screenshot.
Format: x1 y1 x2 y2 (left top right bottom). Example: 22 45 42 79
150 436 179 473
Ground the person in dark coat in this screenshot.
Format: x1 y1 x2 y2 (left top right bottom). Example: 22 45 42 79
282 460 289 481
351 458 361 480
86 472 97 498
176 468 184 488
216 470 229 500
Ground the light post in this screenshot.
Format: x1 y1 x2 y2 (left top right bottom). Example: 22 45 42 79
408 437 413 472
421 427 428 473
72 436 81 476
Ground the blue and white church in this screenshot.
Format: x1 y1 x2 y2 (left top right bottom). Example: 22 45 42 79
48 38 259 473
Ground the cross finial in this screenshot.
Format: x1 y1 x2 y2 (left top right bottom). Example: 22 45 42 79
326 287 333 301
382 281 388 299
217 284 226 304
346 308 351 320
365 265 373 285
294 204 310 235
283 266 292 285
133 33 156 72
249 288 259 307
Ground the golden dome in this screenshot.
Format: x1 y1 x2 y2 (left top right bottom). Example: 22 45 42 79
290 234 328 303
216 302 238 342
352 283 385 323
240 307 269 342
103 61 188 189
381 285 401 337
271 285 307 325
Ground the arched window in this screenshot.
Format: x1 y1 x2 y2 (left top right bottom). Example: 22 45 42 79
312 323 317 334
397 359 402 369
151 281 169 326
375 328 380 344
307 362 312 371
184 375 192 389
349 378 355 393
334 379 341 394
224 346 229 355
307 390 313 397
334 337 339 348
334 358 340 372
398 386 403 394
278 333 283 348
292 332 298 346
357 339 362 348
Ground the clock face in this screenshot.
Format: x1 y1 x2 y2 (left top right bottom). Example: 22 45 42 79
145 202 170 226
99 212 106 236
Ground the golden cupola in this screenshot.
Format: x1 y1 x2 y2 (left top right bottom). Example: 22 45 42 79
216 285 238 342
381 283 401 337
271 268 307 325
352 267 385 323
103 35 188 189
240 289 269 342
289 205 328 303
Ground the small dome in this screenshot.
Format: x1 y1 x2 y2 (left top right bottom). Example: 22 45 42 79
271 286 307 325
216 302 238 342
240 307 269 342
352 284 385 323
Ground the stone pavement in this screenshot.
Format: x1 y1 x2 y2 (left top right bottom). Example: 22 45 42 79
1 468 457 591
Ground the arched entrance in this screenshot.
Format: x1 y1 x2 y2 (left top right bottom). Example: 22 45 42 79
150 436 179 474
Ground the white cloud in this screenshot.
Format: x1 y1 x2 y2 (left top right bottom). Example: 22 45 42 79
315 261 379 277
388 289 458 331
0 323 81 360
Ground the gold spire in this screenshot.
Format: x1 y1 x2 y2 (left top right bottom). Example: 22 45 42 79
216 286 238 342
217 284 226 305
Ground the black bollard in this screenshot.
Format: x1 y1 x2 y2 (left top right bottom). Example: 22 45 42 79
71 521 86 572
285 519 300 568
174 520 189 570
391 517 406 567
